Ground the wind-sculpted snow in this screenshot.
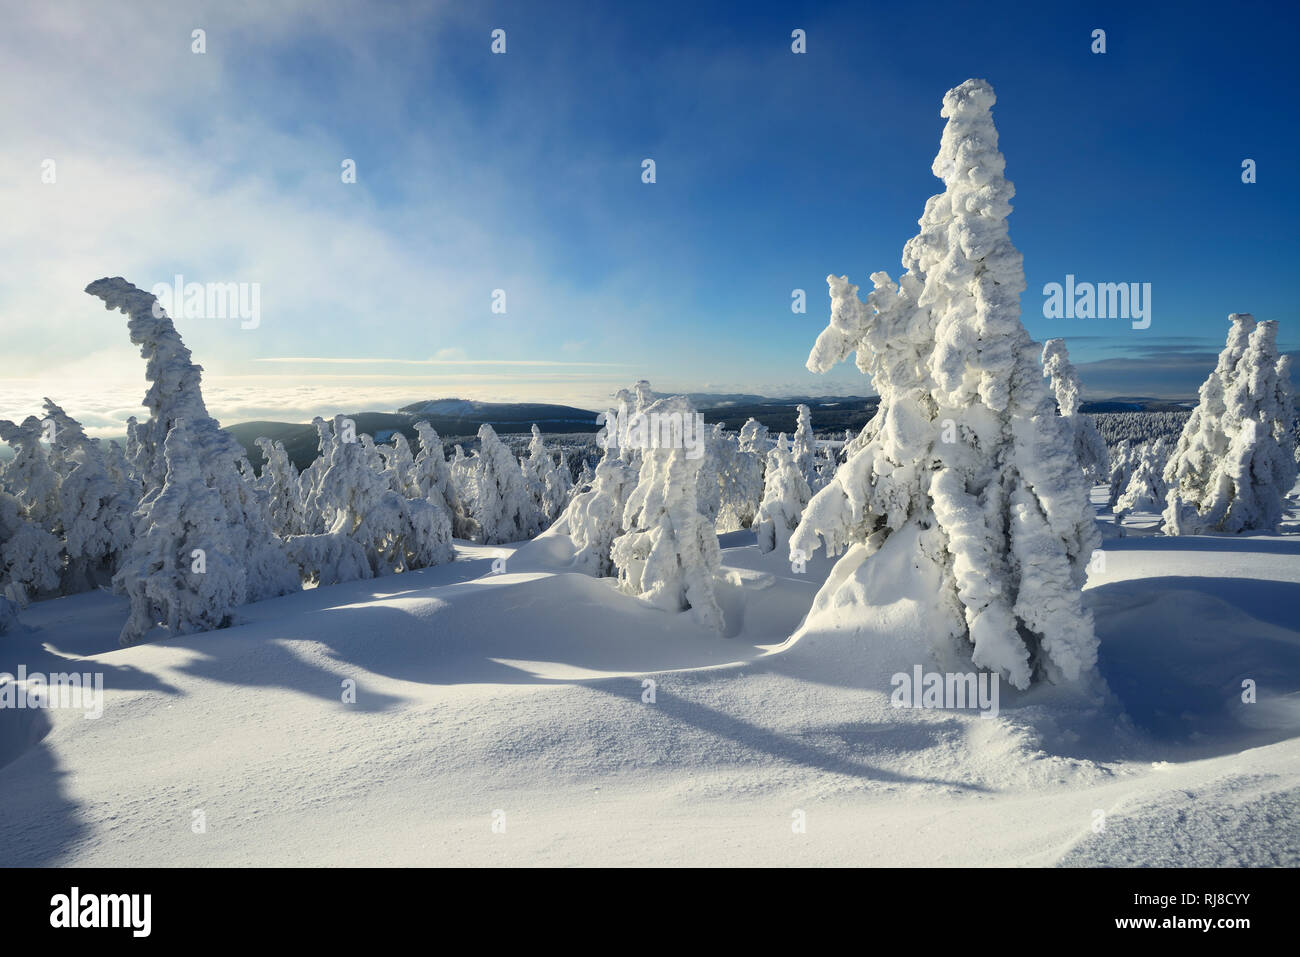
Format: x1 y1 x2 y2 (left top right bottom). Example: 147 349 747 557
792 80 1100 689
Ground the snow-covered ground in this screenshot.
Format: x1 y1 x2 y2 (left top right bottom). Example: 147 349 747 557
2 488 1298 867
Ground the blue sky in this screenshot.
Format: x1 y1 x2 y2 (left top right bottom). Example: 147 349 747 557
1 0 1296 432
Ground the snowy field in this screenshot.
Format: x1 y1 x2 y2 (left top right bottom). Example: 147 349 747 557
2 483 1297 868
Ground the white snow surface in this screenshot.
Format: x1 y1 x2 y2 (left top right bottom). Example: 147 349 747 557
1 487 1298 866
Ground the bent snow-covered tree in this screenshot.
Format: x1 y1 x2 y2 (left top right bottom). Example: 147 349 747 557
1162 314 1297 534
790 79 1100 690
1042 339 1109 484
86 277 299 611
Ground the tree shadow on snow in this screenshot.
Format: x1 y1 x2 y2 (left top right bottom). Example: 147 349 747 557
581 677 990 792
0 717 90 866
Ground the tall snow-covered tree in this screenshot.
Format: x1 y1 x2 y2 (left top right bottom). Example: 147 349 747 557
412 421 472 539
610 395 725 632
375 432 420 499
0 416 66 601
738 417 773 456
1107 439 1137 508
0 490 62 605
1163 314 1297 534
791 404 819 490
556 416 640 577
522 424 571 528
0 416 62 534
790 79 1101 690
254 437 303 538
755 437 812 554
814 441 839 490
713 426 765 532
85 277 299 605
470 424 540 544
1041 339 1109 484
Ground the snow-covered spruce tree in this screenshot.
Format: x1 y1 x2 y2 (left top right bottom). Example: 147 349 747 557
791 404 819 490
1042 339 1109 484
1114 437 1171 520
610 395 725 632
254 437 303 538
0 416 65 601
1106 439 1137 508
790 79 1101 689
814 441 839 490
522 424 571 528
738 417 773 455
41 400 133 592
695 424 723 526
447 443 478 532
713 426 765 531
470 424 540 545
412 421 473 539
115 420 247 644
85 278 299 605
551 448 575 515
295 415 453 579
0 416 62 534
573 457 596 495
294 416 337 532
0 489 62 605
375 431 420 499
755 437 812 554
1162 314 1297 534
558 417 640 577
